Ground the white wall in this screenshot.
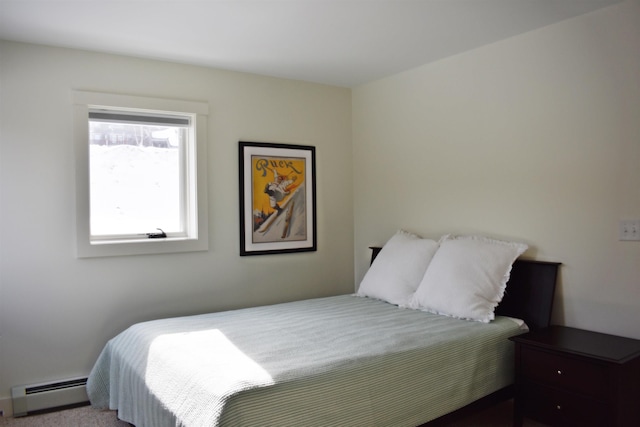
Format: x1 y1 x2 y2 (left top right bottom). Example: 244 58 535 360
0 41 353 409
353 1 640 339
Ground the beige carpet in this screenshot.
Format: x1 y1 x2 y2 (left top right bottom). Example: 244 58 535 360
0 405 131 427
0 400 547 426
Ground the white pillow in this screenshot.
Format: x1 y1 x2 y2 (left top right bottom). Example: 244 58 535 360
357 230 439 306
409 235 528 322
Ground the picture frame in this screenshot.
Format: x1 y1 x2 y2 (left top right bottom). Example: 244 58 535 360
239 141 316 256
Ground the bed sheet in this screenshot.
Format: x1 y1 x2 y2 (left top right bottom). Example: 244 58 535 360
87 295 524 427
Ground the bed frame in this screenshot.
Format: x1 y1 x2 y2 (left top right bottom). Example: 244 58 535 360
369 246 560 426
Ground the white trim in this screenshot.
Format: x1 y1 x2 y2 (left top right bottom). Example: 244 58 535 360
72 91 209 258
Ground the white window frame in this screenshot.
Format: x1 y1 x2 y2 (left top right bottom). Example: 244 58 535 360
73 91 209 257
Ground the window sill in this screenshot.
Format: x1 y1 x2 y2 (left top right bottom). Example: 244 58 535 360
91 236 191 245
77 236 208 258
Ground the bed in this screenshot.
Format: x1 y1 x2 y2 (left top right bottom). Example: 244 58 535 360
87 233 560 427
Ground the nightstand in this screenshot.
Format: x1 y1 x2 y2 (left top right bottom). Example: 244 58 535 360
510 325 640 427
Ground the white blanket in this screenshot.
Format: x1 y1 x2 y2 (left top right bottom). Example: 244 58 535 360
88 295 523 426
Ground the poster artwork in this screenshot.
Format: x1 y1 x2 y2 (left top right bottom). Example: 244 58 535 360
251 155 307 243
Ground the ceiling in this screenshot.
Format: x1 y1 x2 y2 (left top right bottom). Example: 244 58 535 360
0 0 622 87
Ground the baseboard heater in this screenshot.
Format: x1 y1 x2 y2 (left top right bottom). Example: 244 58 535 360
11 377 88 417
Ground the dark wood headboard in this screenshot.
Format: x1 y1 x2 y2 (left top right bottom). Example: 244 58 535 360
369 246 560 331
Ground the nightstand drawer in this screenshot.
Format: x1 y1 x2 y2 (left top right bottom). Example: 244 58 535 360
512 326 640 427
521 347 607 399
523 383 608 427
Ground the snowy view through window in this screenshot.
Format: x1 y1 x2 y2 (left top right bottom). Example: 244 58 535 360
89 121 182 237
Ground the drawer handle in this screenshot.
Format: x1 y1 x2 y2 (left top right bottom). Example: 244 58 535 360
557 370 562 375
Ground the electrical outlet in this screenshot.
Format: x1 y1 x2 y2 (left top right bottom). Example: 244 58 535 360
619 220 640 241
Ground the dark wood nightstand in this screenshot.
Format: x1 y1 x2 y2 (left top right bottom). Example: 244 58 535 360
510 325 640 427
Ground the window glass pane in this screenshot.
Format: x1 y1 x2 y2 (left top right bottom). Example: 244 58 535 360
89 120 183 237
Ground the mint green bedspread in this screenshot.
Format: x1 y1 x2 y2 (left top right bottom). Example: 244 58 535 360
87 295 523 427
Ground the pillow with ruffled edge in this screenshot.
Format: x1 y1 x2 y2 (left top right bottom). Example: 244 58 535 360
357 230 440 307
408 235 528 322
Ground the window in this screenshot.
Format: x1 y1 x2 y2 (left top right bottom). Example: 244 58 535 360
73 91 208 257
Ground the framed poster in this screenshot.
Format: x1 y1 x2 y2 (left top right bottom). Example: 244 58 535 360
239 141 316 256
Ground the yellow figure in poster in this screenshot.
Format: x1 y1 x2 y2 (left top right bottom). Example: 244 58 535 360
264 168 297 213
